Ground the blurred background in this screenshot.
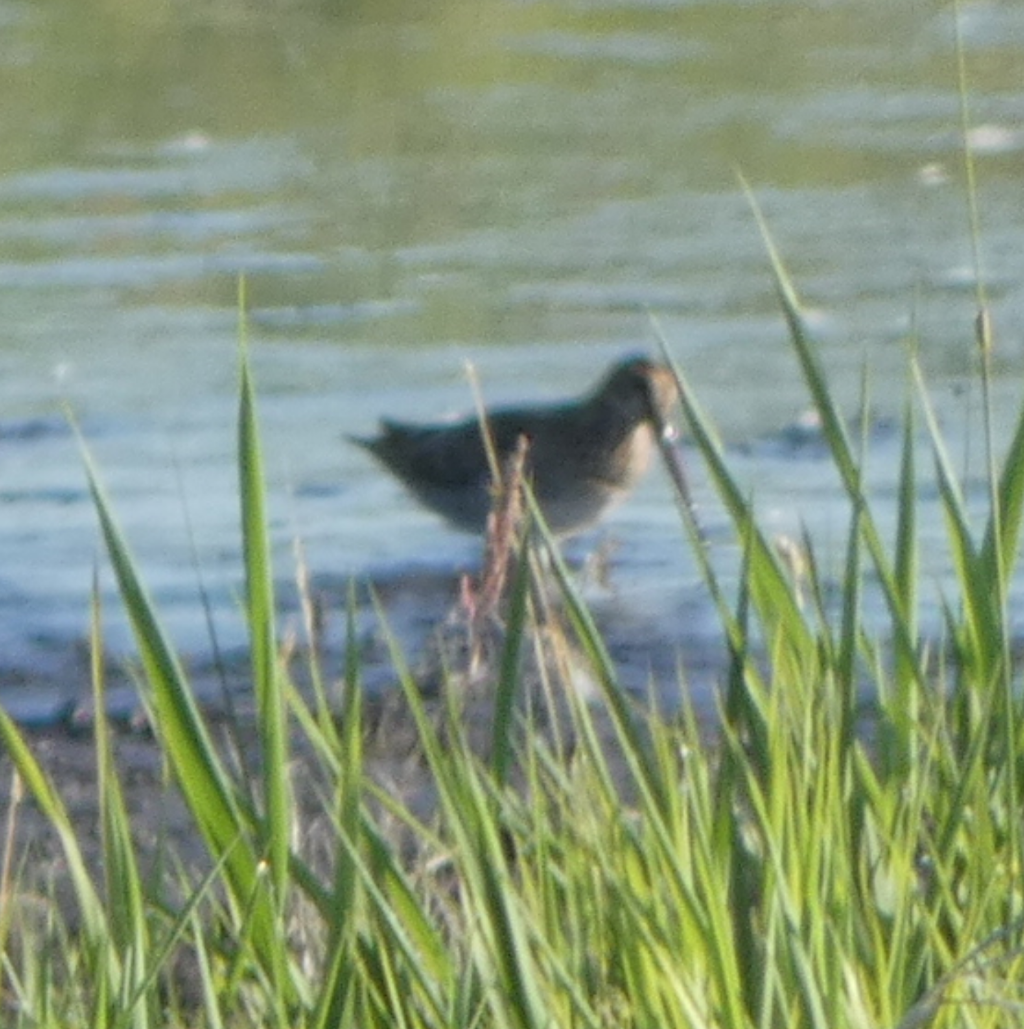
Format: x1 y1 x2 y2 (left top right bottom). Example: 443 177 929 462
1 0 1023 717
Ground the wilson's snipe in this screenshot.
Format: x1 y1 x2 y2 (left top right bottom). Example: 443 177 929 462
351 356 685 537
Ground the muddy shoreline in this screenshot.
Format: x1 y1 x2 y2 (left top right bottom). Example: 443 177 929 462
0 524 733 930
1 675 687 934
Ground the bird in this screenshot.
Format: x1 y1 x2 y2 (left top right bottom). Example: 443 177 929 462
350 355 684 538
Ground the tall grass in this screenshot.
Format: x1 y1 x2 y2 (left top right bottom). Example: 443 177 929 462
3 241 1024 1028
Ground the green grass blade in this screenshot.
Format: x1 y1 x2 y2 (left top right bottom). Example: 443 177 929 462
374 604 537 1026
75 428 296 1004
740 179 926 697
78 436 243 845
652 325 817 681
237 335 291 906
90 573 151 1029
525 491 669 815
0 708 108 946
836 504 863 754
909 358 1002 681
123 845 239 1026
310 619 366 1028
740 179 855 487
872 400 923 777
979 381 1024 587
893 401 920 662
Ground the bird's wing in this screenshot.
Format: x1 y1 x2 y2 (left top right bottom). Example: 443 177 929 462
369 418 494 488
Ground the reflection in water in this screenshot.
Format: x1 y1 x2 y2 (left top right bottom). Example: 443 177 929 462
1 0 1024 719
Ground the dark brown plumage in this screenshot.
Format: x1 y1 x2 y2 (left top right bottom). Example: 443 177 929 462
351 356 680 537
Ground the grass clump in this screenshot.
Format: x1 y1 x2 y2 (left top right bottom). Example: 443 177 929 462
3 233 1024 1029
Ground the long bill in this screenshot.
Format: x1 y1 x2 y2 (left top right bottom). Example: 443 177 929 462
651 412 704 540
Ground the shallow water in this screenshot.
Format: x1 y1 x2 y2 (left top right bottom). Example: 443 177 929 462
2 0 1024 722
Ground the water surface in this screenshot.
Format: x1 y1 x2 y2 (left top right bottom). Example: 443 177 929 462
2 0 1024 721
